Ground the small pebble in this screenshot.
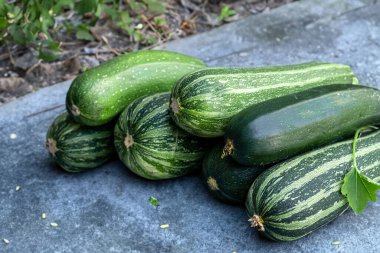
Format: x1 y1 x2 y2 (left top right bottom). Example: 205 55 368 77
10 133 17 139
160 224 169 229
3 238 9 244
135 23 143 30
50 222 58 228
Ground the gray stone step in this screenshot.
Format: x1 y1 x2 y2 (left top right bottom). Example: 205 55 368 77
1 0 380 252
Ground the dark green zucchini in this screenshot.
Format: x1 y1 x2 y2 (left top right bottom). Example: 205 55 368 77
246 129 380 241
46 112 115 172
202 144 265 204
223 84 380 166
66 50 206 126
114 92 206 180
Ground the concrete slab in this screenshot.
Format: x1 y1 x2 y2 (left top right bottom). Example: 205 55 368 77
1 0 380 252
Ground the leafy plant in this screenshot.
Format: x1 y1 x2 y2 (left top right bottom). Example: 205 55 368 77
0 0 167 61
218 6 236 21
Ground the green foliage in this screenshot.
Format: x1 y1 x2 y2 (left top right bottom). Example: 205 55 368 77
218 6 236 21
0 0 167 61
341 126 380 214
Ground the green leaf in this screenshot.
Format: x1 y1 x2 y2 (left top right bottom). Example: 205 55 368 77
76 25 94 41
76 0 98 15
52 0 74 14
143 0 166 14
128 0 145 13
144 36 158 45
38 44 60 61
154 16 166 27
341 126 380 214
149 196 159 206
219 6 236 21
0 17 7 28
341 167 380 214
117 11 133 33
47 40 61 51
100 4 118 20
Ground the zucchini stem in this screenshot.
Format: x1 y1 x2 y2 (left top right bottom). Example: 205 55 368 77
207 176 219 191
46 138 58 157
248 215 265 232
221 138 234 159
170 98 180 114
352 126 378 171
124 134 134 148
70 104 81 116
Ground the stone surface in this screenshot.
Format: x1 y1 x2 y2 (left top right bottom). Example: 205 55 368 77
1 0 380 252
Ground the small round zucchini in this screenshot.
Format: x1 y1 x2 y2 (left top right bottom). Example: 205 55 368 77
46 112 115 172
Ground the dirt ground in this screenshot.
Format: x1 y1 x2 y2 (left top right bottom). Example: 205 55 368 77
0 0 294 105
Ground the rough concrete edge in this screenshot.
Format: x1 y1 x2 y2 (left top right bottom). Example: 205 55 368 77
155 0 373 61
0 80 72 121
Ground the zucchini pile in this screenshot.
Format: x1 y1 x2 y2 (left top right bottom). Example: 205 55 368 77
45 49 380 241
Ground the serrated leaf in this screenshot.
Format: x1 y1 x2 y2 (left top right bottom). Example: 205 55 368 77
341 167 380 214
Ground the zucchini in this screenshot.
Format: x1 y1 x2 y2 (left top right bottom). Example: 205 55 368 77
66 50 206 126
202 144 265 204
114 92 206 180
46 112 115 172
223 84 380 166
246 130 380 241
170 62 358 137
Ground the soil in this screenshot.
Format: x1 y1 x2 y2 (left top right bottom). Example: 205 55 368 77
0 0 294 106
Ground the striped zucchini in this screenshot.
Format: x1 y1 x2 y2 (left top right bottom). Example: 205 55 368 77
114 92 206 180
170 62 358 137
66 50 206 126
246 130 380 241
46 112 115 172
202 143 265 204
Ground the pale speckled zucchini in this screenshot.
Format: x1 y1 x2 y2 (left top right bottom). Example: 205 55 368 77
66 50 206 126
